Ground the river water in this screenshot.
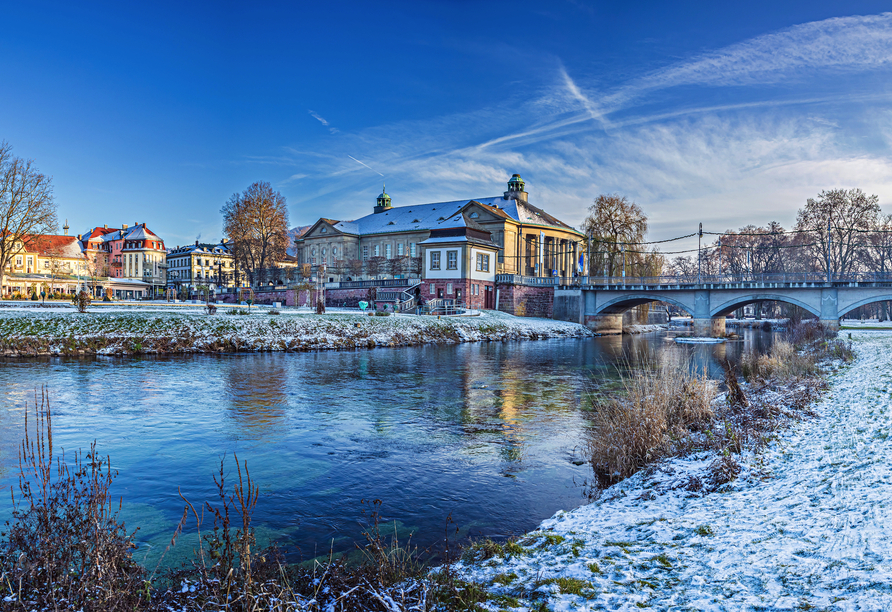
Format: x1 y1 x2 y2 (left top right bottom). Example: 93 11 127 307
0 329 774 567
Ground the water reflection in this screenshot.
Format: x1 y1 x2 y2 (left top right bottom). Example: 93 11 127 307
0 330 777 566
224 355 289 440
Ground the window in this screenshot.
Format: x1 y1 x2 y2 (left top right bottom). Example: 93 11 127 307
374 245 380 257
385 244 392 258
15 256 22 266
332 247 337 256
397 243 404 256
430 251 440 270
446 283 453 294
321 248 326 256
44 260 49 268
321 227 328 233
410 243 416 257
447 250 457 270
470 212 479 218
430 283 435 295
363 246 369 260
476 253 490 272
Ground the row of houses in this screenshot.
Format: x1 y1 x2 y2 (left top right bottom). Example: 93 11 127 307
2 174 586 306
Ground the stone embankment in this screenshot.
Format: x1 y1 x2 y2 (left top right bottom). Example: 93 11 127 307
0 306 592 357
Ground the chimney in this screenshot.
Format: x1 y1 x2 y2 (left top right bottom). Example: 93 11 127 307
195 240 199 246
122 224 128 230
103 224 107 229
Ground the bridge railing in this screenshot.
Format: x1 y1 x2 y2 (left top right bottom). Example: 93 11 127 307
497 272 892 287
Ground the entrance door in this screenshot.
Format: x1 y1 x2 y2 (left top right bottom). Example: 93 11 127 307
484 286 494 309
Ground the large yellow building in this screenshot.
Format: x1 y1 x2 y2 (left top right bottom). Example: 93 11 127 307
295 174 585 281
1 230 88 296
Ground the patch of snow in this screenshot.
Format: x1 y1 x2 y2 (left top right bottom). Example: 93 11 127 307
455 331 892 610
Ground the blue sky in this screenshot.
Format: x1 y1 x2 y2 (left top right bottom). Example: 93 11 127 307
3 1 892 250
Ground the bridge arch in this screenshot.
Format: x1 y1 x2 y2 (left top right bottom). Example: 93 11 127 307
595 293 692 316
838 294 892 319
710 293 820 318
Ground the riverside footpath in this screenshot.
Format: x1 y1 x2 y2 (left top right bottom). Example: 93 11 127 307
460 331 892 611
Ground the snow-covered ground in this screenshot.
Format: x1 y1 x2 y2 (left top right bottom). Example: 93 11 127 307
0 305 592 355
458 331 892 611
623 324 667 334
840 318 892 328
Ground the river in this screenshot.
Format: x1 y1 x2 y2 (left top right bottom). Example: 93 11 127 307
0 329 775 567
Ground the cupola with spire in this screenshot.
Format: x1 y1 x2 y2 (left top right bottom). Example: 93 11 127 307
374 183 393 213
503 173 528 202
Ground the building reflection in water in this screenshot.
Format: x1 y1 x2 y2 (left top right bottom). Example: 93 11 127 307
224 355 288 440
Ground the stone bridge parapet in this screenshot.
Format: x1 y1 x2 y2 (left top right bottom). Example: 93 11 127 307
552 281 892 336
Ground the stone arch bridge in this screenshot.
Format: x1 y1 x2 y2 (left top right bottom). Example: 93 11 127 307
551 279 892 335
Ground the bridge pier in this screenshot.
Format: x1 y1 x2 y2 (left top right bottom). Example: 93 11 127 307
584 313 623 335
692 316 726 337
820 319 840 331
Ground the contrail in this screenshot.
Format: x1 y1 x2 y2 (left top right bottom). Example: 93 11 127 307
348 155 384 177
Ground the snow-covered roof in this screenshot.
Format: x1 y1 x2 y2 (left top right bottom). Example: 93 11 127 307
123 225 160 241
320 195 579 238
168 242 231 257
418 235 500 248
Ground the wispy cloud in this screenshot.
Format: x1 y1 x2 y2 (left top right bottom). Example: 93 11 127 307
347 155 384 177
308 110 339 134
275 13 892 240
601 12 892 112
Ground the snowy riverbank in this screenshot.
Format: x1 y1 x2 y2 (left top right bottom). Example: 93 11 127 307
0 305 592 356
455 331 891 611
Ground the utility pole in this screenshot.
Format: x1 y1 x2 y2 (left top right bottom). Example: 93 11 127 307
697 223 702 284
827 218 832 282
718 236 722 282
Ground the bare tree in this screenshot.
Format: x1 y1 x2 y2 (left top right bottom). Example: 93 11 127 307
795 188 880 279
408 256 423 278
84 255 109 297
221 182 289 287
583 194 648 277
346 258 364 279
0 141 58 293
387 255 407 278
365 256 385 279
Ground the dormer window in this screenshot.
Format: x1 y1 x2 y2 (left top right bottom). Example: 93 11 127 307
387 221 394 225
412 219 420 223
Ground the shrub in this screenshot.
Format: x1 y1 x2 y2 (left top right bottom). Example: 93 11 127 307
0 390 143 611
586 356 716 483
71 290 91 313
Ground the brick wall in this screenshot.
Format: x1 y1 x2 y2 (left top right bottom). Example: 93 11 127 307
496 284 554 318
420 279 495 310
221 289 296 306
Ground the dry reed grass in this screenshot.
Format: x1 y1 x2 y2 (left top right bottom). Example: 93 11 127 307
586 356 717 484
